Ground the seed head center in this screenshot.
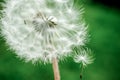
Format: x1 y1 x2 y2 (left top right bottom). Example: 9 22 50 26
32 13 57 33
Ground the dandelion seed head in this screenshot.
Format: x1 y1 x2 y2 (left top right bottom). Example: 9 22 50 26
1 0 87 63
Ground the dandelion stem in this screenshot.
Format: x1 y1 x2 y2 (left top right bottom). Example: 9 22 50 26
52 57 60 80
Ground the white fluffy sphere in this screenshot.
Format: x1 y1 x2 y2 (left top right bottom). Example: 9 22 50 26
1 0 87 63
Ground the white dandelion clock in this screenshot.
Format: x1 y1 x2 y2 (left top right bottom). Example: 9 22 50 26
0 0 89 80
1 0 87 63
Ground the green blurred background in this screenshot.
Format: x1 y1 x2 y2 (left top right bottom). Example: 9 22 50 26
0 0 120 80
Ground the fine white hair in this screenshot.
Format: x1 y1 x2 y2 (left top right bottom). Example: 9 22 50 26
0 0 87 63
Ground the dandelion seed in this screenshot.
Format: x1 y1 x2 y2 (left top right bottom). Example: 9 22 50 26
73 48 94 80
74 48 94 67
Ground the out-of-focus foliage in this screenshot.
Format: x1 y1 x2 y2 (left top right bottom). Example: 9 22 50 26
0 0 120 80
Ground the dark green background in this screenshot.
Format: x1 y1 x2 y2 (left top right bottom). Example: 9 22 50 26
0 0 120 80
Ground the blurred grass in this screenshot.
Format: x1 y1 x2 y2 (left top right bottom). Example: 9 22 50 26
0 1 120 80
84 4 120 80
